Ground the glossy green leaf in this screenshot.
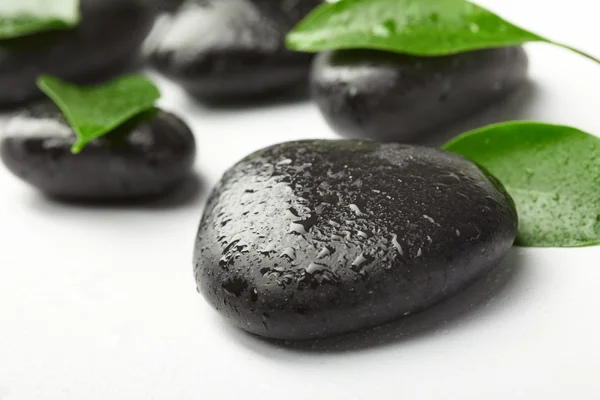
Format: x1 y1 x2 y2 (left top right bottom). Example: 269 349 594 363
444 122 600 248
0 0 80 39
37 74 161 154
287 0 599 64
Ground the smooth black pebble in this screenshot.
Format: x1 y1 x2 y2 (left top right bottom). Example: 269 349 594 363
311 47 529 142
0 103 196 200
149 0 321 101
0 0 156 107
194 140 518 340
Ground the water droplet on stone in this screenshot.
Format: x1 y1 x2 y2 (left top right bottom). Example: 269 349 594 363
280 247 296 261
317 246 335 259
219 256 230 268
357 230 370 239
351 253 374 272
349 204 364 216
289 222 307 235
260 243 277 255
222 277 248 297
391 233 403 256
423 215 435 224
306 262 329 274
331 233 343 241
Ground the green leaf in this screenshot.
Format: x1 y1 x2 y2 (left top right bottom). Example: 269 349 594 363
0 0 80 39
287 0 600 64
37 74 161 154
443 122 600 248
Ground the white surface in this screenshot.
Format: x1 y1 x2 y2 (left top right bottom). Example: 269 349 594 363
1 1 600 399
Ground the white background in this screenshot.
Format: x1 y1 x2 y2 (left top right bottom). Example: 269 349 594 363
1 1 600 399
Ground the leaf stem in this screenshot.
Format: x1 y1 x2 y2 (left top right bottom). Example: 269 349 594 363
553 42 600 65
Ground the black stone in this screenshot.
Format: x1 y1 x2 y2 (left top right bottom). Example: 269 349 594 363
149 0 321 101
0 103 196 200
0 0 156 107
194 140 517 340
311 47 529 142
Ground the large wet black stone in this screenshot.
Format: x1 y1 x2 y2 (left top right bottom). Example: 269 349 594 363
0 103 195 200
0 0 156 107
194 140 518 340
311 47 528 142
149 0 321 101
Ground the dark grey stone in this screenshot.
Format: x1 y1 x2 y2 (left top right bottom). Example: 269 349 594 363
194 140 517 340
0 0 156 107
0 103 195 200
149 0 321 101
311 47 529 142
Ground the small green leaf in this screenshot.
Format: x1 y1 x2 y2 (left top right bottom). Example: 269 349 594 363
37 74 161 154
0 0 80 39
444 122 600 248
287 0 600 64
